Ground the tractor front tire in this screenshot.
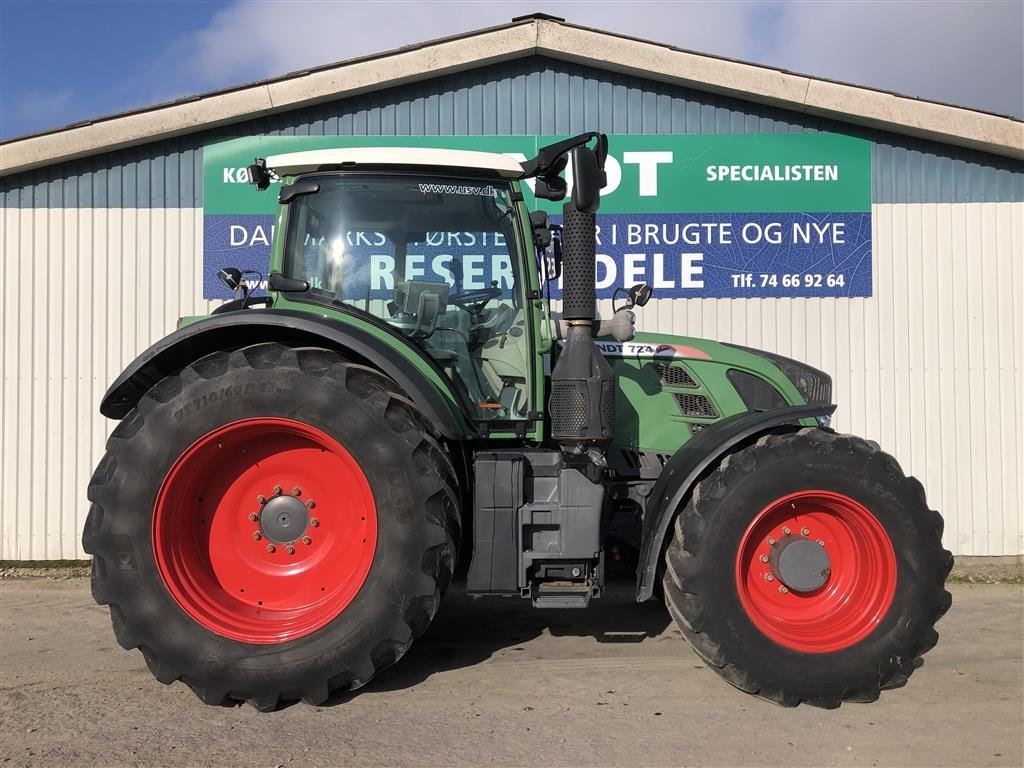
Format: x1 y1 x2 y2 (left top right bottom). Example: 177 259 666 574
83 343 459 711
662 427 952 708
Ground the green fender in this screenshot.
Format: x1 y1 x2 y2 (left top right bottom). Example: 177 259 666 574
100 308 470 439
636 403 836 602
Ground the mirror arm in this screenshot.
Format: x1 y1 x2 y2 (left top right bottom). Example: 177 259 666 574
521 132 601 178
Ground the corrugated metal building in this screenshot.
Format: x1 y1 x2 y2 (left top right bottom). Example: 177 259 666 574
1 16 1022 561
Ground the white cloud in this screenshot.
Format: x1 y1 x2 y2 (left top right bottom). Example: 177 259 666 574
174 1 757 88
758 0 1024 117
12 88 74 122
1 88 75 138
159 0 1024 119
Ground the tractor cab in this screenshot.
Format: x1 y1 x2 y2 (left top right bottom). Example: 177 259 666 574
262 149 535 421
224 137 628 432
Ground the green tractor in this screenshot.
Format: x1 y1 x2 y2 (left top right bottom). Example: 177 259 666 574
84 133 951 711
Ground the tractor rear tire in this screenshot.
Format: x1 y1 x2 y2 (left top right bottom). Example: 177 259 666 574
83 343 459 711
662 427 952 708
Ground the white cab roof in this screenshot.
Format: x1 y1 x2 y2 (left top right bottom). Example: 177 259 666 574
264 147 525 178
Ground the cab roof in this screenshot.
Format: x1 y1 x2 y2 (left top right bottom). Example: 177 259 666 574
265 147 526 179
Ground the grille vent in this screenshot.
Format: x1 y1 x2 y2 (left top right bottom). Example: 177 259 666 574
600 381 616 428
673 393 717 418
654 363 697 388
727 369 786 411
550 383 588 435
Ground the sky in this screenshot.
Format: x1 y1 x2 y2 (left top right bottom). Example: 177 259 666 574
1 0 1022 140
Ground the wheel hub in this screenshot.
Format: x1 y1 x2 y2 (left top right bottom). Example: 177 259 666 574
769 535 831 593
259 494 309 544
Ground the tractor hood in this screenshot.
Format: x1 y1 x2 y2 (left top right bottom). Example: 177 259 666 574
586 331 832 456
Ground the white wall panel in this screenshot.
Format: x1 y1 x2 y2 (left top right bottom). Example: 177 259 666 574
0 202 1021 559
0 207 217 559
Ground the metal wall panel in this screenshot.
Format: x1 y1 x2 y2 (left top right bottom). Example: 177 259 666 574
3 57 1022 208
0 207 214 558
2 201 1020 558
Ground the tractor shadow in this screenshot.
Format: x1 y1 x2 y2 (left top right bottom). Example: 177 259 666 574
323 576 672 705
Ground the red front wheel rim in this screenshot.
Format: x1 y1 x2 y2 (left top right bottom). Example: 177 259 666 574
153 418 377 644
735 490 897 653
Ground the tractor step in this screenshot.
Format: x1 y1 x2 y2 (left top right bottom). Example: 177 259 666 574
531 581 593 609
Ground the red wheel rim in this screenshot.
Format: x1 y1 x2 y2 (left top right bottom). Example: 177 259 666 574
734 490 896 653
153 418 376 644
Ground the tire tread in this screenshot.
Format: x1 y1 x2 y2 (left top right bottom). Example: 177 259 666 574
661 427 952 708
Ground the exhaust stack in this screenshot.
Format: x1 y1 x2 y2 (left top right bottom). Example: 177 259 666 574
549 202 615 452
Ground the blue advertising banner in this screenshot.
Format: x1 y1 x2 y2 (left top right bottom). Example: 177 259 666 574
202 134 872 299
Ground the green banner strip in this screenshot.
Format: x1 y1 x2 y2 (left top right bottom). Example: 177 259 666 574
203 133 871 215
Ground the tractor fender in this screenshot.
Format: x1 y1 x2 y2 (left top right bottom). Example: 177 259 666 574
100 308 467 439
635 404 836 602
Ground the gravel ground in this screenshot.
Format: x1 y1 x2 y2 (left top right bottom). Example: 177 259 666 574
1 578 1021 768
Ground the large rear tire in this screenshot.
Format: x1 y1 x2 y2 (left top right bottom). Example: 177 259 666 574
83 343 459 711
662 427 952 708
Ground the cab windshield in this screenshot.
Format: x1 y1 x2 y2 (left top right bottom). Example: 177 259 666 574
282 173 531 421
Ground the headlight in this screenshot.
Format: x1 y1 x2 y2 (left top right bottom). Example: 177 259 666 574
725 344 833 406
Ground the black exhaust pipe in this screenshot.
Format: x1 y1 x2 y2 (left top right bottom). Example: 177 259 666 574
549 201 615 452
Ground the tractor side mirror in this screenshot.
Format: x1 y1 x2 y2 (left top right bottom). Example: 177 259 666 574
217 267 243 291
218 266 251 301
267 272 310 293
627 283 652 308
534 154 568 201
247 158 271 191
534 174 567 201
570 143 607 214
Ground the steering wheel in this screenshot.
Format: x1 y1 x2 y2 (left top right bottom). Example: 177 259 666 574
449 285 502 314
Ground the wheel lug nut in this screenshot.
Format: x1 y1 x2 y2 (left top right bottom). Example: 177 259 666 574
302 536 312 545
273 485 282 495
782 526 791 535
764 573 774 582
779 585 789 594
286 545 295 555
256 495 265 504
266 544 276 553
292 487 301 496
310 518 320 528
801 527 810 536
306 499 316 509
248 513 258 522
817 539 825 546
252 531 261 541
759 554 768 563
767 537 775 545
